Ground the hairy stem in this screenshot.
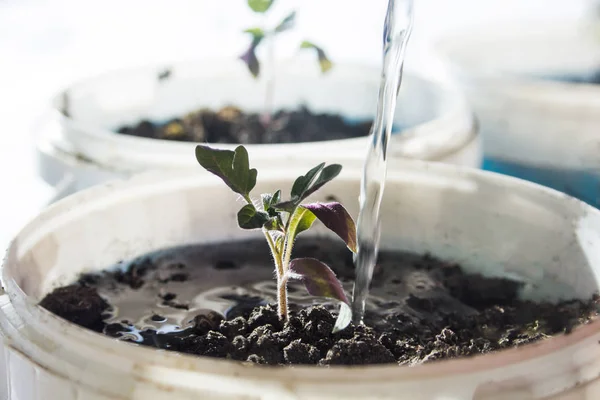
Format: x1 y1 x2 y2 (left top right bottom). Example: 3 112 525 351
263 228 283 278
278 273 289 321
263 228 287 319
246 194 288 318
281 206 300 274
282 227 294 274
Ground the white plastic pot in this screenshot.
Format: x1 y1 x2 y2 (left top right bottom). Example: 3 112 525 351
435 19 600 207
3 158 600 399
35 59 480 201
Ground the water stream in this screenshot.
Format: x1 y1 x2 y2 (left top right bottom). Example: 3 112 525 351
351 0 414 324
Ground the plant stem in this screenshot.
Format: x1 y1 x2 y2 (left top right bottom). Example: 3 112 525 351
281 206 300 274
263 229 283 278
262 228 288 319
278 273 289 321
281 224 294 274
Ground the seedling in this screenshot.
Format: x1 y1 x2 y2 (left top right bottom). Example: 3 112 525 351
240 0 333 122
195 144 355 332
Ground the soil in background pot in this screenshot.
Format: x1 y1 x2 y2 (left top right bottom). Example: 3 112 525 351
116 105 373 144
40 238 600 366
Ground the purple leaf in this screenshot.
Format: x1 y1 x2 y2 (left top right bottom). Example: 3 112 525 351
301 202 357 253
239 44 260 78
288 258 349 305
240 31 264 78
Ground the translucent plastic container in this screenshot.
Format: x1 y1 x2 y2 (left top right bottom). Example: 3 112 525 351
34 59 480 201
3 158 600 399
435 19 600 207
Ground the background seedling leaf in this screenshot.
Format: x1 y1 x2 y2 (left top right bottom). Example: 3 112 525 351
274 11 296 33
240 33 263 78
243 27 265 39
247 0 273 13
195 145 257 197
302 202 357 253
300 41 333 73
288 258 349 305
237 204 270 229
316 49 333 73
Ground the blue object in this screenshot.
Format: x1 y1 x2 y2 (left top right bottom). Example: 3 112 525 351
483 157 600 208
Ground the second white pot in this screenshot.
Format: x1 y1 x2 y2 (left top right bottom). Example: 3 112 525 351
34 59 480 202
435 18 600 206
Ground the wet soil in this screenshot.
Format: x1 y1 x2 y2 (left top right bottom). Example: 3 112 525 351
116 105 372 144
40 239 600 366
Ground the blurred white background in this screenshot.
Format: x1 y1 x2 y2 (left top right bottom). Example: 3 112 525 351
0 0 592 248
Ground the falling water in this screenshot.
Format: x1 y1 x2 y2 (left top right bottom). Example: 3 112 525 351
351 0 414 324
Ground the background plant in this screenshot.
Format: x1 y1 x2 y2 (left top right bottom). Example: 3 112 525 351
195 144 355 332
239 0 333 123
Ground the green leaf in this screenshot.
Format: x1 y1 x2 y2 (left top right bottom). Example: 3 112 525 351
287 207 317 242
274 163 342 211
237 204 270 229
272 190 282 204
300 41 333 73
291 163 325 199
274 11 296 33
247 0 273 13
302 202 357 253
261 190 281 211
300 164 342 199
195 145 257 197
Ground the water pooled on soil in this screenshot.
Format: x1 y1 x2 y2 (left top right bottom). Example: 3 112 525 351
40 238 600 366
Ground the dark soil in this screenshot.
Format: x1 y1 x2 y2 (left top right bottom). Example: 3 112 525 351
39 239 600 366
116 105 372 144
39 285 109 332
